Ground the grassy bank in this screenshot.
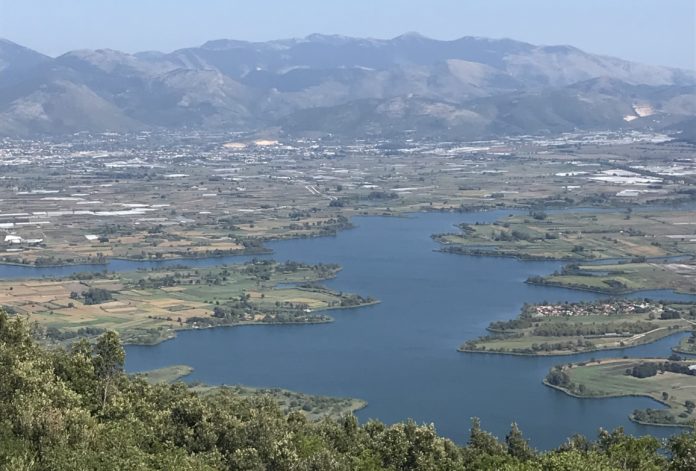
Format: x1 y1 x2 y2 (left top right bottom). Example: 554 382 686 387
461 300 695 356
435 210 696 262
545 358 696 427
528 260 696 295
137 365 367 421
673 333 696 354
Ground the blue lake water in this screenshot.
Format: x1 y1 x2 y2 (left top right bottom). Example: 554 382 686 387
2 210 694 449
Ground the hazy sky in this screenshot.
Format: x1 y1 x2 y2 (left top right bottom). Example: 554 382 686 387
1 0 694 69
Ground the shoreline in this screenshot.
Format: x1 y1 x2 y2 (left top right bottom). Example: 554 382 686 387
124 299 381 347
436 244 694 268
135 365 368 418
0 247 273 269
459 328 691 357
542 380 691 430
3 202 692 270
525 279 696 296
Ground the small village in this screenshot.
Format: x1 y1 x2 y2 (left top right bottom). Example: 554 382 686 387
524 300 663 318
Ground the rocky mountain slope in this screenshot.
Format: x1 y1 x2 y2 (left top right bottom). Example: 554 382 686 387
0 34 693 138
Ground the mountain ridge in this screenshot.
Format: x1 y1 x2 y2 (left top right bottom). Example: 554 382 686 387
0 34 694 138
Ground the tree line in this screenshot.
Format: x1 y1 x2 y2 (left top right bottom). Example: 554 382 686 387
1 310 696 470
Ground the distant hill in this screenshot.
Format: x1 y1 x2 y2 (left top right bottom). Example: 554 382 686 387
0 38 50 77
0 34 694 138
670 117 696 143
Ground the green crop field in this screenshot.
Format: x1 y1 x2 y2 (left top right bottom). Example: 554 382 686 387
461 300 695 356
532 261 696 294
547 358 696 426
436 210 696 261
0 261 377 345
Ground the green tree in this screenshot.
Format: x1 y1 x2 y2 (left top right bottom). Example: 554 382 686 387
0 309 692 470
669 430 696 471
92 331 125 408
597 428 665 470
468 418 505 455
505 422 535 461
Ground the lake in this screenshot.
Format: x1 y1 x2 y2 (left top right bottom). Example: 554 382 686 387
2 210 693 449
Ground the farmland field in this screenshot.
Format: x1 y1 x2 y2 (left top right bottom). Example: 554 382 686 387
435 210 696 262
0 261 377 345
545 358 696 426
461 300 696 355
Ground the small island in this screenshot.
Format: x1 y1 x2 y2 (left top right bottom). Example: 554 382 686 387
673 332 696 354
544 358 696 427
461 300 695 356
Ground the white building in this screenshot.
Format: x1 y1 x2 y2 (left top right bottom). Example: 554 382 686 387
4 235 22 244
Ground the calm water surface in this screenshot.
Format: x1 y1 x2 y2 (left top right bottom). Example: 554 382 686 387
2 210 693 449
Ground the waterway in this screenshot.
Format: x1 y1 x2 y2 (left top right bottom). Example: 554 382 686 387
2 210 694 449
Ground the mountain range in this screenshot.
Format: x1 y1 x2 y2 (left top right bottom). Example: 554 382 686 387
0 33 694 139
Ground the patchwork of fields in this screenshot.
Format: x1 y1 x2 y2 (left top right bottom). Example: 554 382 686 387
0 261 376 345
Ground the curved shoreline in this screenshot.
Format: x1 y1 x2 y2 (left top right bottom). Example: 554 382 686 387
458 333 679 357
126 299 381 347
542 380 690 429
3 202 691 269
135 365 369 418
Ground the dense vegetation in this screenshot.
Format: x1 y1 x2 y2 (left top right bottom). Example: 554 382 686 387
532 321 656 338
70 287 114 306
628 361 696 379
2 311 696 470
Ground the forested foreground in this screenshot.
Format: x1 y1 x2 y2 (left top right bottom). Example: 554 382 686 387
1 312 695 470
